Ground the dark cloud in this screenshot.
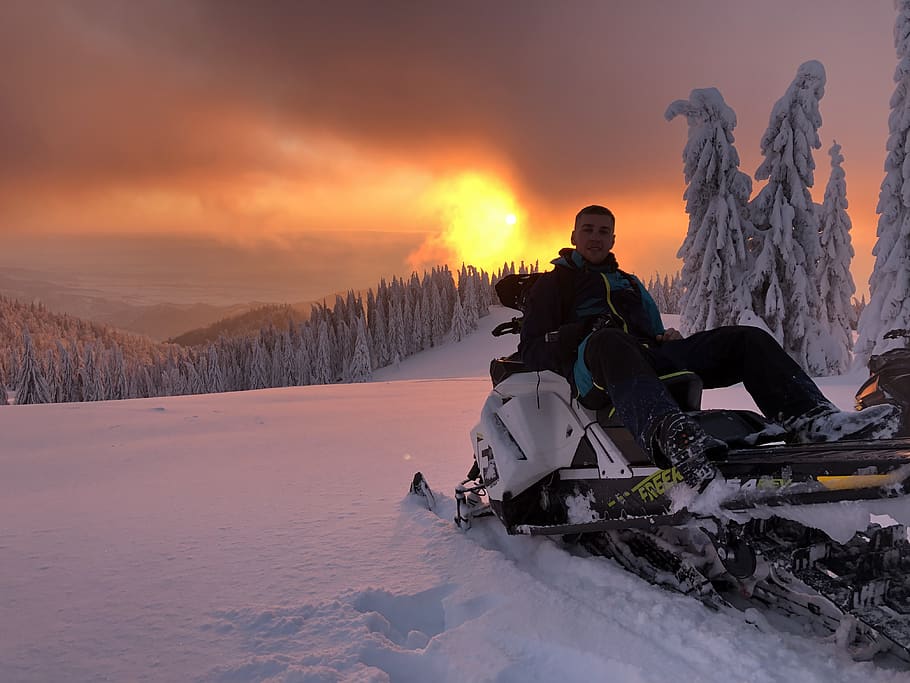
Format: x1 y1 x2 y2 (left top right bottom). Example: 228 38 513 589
1 1 896 202
0 0 900 295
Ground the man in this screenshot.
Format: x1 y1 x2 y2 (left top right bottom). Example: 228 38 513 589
519 204 900 489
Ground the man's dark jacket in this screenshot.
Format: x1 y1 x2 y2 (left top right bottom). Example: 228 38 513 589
518 249 665 390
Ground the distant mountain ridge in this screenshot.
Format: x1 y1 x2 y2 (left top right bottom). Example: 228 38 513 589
0 268 331 341
168 304 313 346
0 295 168 381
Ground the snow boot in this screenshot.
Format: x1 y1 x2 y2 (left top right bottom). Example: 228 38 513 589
651 412 726 490
784 402 902 444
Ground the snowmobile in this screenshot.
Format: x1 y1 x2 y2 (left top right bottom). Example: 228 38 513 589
856 329 910 437
411 274 910 662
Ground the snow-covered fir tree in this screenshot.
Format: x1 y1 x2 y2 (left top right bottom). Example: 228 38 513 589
852 294 866 329
335 319 352 382
348 316 373 383
80 344 105 402
388 297 406 364
162 351 186 396
816 141 856 374
450 295 469 342
369 296 390 368
279 334 297 387
107 345 128 400
856 0 910 365
54 341 75 403
430 281 448 344
313 319 333 385
411 297 425 352
203 345 225 394
183 360 205 395
646 273 684 314
419 284 433 348
459 265 480 331
748 60 827 373
16 328 51 405
666 87 752 334
249 338 269 390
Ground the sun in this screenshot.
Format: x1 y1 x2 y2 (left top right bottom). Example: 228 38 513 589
416 172 525 274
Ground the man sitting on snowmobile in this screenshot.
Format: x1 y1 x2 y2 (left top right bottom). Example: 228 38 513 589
519 204 900 490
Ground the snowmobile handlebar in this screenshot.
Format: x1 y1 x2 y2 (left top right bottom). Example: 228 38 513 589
492 319 522 337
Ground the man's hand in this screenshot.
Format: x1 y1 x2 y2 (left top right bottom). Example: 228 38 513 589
656 328 683 342
553 321 586 370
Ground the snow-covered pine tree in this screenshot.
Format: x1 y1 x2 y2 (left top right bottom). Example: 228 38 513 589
204 345 225 393
369 296 391 367
300 323 316 384
294 342 311 386
431 277 450 343
672 273 682 313
816 141 856 374
80 343 105 401
165 354 186 396
464 267 480 329
647 274 666 313
388 297 406 365
280 333 297 387
420 284 434 348
348 316 373 383
313 319 333 384
183 359 205 395
327 310 343 380
748 60 827 372
16 328 51 405
107 345 128 400
856 0 910 365
450 294 469 342
331 320 348 382
249 337 269 390
480 270 493 313
400 298 415 356
45 345 63 404
333 296 354 371
852 294 866 329
124 361 140 399
55 341 76 403
666 88 752 334
412 297 425 352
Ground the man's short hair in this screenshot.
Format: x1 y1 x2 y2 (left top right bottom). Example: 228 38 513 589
575 205 615 228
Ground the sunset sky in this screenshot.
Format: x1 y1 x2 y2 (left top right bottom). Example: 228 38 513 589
0 1 902 303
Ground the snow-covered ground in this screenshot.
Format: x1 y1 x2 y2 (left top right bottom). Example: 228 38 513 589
1 307 907 682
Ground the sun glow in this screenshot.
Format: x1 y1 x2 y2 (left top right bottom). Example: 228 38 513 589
411 172 526 274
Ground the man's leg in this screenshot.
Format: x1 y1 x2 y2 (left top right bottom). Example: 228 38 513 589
581 329 723 486
659 326 900 441
581 328 677 447
657 326 825 421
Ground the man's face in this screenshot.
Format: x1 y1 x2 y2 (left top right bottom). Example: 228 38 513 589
571 213 615 264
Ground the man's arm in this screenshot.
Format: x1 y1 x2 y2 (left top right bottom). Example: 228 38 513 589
634 276 684 341
634 276 667 337
518 272 567 372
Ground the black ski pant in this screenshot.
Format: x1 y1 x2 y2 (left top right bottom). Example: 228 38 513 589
581 325 828 454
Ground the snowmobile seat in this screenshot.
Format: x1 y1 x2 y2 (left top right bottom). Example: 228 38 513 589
587 370 704 415
589 371 705 467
